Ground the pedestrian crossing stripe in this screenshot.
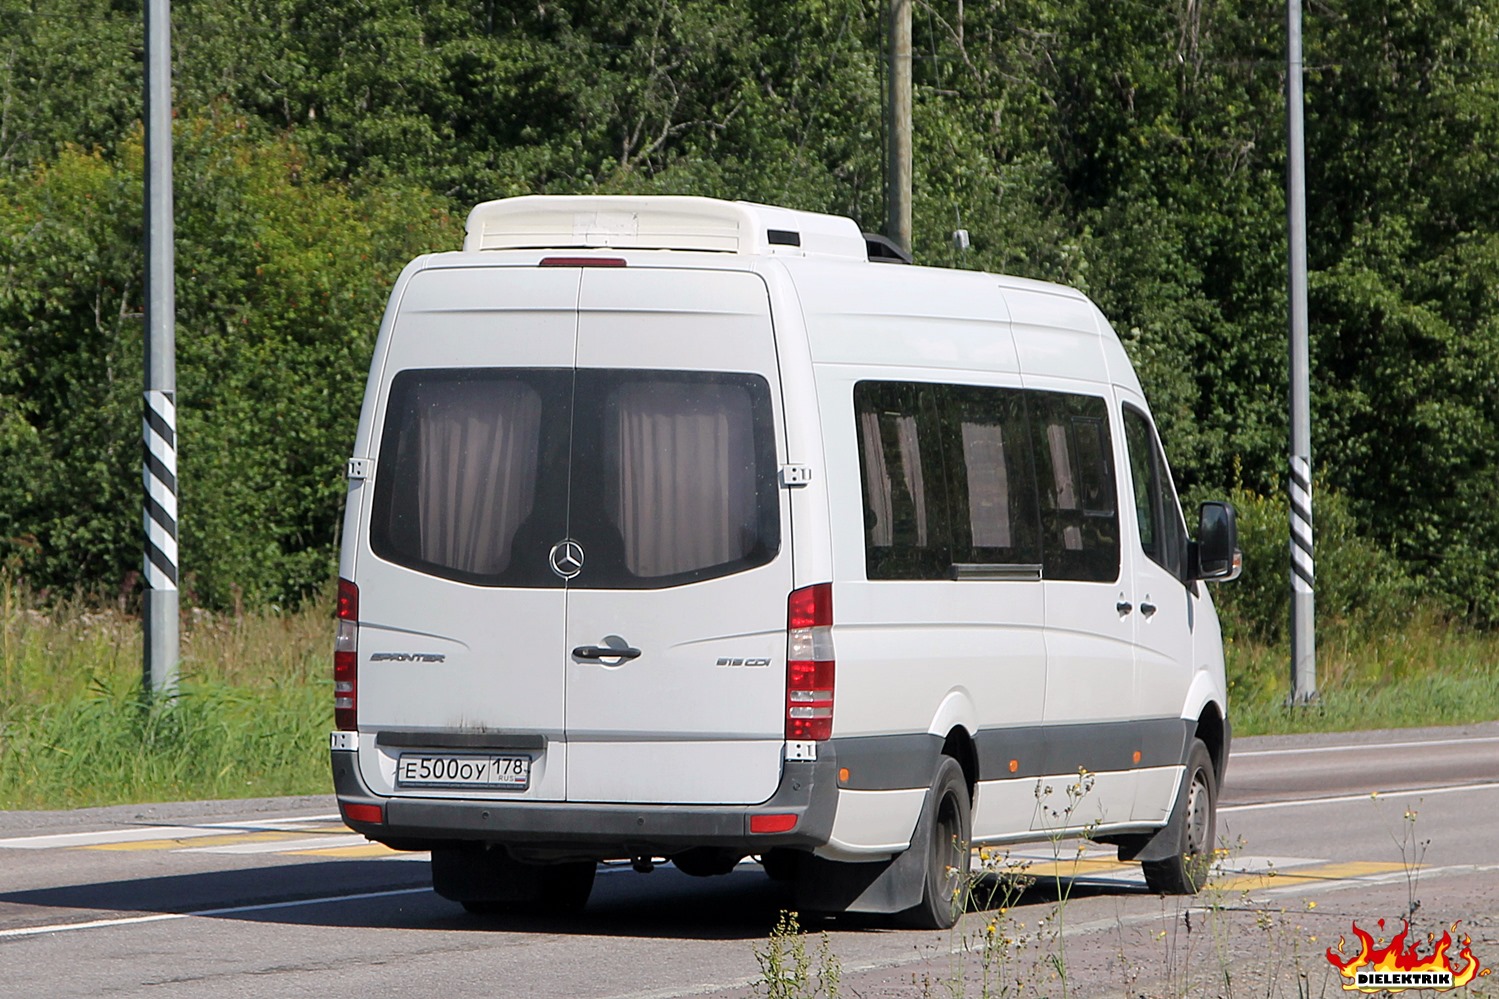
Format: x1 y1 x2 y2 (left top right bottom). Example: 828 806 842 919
1210 860 1411 893
283 843 407 858
71 822 370 857
997 853 1413 893
85 830 314 851
0 815 352 853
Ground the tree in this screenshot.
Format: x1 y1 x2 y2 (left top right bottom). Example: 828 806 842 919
0 113 459 605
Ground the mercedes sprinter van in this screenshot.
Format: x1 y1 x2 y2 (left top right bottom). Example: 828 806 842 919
331 195 1240 928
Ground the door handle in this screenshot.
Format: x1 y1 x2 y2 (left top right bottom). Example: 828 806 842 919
572 645 642 661
1140 602 1158 619
1116 601 1134 615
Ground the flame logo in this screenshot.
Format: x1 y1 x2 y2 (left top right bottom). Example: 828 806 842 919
1326 919 1489 992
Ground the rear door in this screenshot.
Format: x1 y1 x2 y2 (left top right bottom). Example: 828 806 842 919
356 266 579 801
562 266 793 804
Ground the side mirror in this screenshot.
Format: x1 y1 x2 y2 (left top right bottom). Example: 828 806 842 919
1192 501 1242 581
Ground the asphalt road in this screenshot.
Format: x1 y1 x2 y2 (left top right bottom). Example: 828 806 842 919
3 722 1498 998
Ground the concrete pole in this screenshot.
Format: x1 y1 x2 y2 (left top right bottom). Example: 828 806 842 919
885 0 912 255
1286 0 1316 702
143 0 179 697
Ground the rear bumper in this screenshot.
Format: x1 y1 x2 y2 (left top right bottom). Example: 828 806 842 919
331 747 840 859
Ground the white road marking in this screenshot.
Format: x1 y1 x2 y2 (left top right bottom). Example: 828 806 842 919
0 827 251 850
1221 780 1499 813
0 814 343 850
0 887 431 941
1234 735 1499 758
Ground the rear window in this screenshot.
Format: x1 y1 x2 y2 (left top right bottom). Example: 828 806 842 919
370 368 780 588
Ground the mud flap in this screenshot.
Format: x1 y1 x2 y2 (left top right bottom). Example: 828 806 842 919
1112 772 1189 864
793 787 934 916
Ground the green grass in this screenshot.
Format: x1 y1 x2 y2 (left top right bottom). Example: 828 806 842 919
4 572 1499 809
0 576 330 810
1226 609 1499 735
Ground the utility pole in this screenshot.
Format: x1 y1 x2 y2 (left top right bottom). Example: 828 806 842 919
143 0 179 697
885 0 912 255
1286 0 1316 703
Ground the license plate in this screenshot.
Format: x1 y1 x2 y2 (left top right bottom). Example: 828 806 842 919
395 753 532 790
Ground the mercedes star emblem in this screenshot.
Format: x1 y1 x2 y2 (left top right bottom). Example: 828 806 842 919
549 539 585 579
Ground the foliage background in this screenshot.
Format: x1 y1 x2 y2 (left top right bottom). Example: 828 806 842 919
1 0 1496 624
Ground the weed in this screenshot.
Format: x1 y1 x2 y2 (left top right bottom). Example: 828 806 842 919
754 911 841 999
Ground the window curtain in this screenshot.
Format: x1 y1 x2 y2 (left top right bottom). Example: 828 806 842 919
1045 422 1083 550
609 382 757 578
961 421 1012 548
894 414 928 546
414 379 542 576
859 410 894 546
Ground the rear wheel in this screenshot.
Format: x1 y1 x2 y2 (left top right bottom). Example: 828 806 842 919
759 849 800 882
432 844 596 915
1142 738 1217 894
900 756 972 930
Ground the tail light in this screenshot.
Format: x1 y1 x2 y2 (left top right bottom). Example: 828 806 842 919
538 256 627 267
341 802 383 825
786 583 834 740
334 577 358 731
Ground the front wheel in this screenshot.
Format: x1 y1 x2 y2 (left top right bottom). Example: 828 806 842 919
900 756 972 929
1142 738 1217 894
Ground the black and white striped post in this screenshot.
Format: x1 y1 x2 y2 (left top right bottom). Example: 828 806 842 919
1286 0 1316 702
143 0 178 696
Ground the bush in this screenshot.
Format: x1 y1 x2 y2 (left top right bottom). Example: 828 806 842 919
0 112 461 610
1195 483 1439 645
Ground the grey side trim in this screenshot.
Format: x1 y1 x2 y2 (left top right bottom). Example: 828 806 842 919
974 718 1193 780
828 718 1194 792
375 731 547 751
828 733 942 791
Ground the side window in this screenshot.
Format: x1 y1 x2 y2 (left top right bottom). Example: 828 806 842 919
1123 406 1190 581
854 382 1120 583
939 385 1043 571
1029 392 1120 583
854 382 950 579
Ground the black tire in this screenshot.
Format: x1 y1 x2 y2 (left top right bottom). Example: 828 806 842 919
433 844 596 915
535 860 596 914
900 756 972 930
1143 738 1217 894
759 848 800 883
